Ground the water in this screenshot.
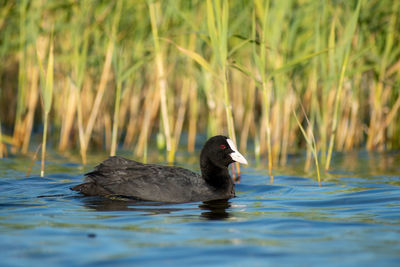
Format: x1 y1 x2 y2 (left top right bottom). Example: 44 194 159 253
1 151 400 266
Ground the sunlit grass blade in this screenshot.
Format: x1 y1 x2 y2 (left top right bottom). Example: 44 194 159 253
325 52 349 171
148 1 174 162
110 81 122 157
165 38 214 75
325 0 362 170
292 106 321 186
267 49 329 80
207 0 241 178
37 35 54 177
366 0 398 150
13 0 28 151
252 0 273 182
66 5 91 162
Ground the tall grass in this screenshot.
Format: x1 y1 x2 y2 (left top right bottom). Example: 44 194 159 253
293 104 321 185
325 0 362 171
0 0 399 179
37 34 54 177
148 1 173 163
252 0 273 181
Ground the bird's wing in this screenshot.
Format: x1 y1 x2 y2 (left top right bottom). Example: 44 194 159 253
84 157 201 202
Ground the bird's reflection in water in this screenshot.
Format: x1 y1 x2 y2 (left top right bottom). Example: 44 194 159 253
199 199 231 220
79 196 232 220
81 196 181 214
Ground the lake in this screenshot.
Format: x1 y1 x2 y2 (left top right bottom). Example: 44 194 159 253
1 150 399 266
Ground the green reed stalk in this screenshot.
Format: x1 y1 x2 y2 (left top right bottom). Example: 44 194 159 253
325 0 362 170
325 53 349 171
135 82 158 160
187 72 198 153
293 106 321 185
82 43 114 149
253 0 273 179
366 0 398 150
110 47 145 157
83 1 122 159
307 3 323 169
172 34 196 157
0 3 11 158
37 37 54 177
73 13 90 163
110 49 124 157
59 2 90 153
75 82 86 165
206 0 241 176
168 2 237 158
13 0 28 150
320 9 337 166
110 81 122 157
149 1 173 163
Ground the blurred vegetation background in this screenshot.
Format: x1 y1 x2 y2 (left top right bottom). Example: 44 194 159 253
0 0 399 172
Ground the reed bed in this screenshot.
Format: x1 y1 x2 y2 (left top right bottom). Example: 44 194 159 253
0 0 399 177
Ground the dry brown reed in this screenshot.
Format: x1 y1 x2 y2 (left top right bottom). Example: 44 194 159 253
0 0 399 181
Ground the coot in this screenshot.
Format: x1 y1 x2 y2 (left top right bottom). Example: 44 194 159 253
71 135 247 203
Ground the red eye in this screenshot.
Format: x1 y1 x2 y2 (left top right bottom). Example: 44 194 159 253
220 145 226 149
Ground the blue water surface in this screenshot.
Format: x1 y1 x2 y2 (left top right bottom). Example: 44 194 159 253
0 151 399 267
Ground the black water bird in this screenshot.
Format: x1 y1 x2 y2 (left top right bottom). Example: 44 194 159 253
72 135 248 203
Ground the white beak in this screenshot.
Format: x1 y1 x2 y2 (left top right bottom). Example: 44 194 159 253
227 139 248 165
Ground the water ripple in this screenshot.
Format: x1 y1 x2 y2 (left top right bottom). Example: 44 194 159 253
0 154 400 266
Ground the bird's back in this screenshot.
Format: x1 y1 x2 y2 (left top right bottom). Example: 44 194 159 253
72 156 227 202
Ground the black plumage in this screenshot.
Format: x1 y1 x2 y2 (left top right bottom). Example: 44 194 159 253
71 135 247 203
